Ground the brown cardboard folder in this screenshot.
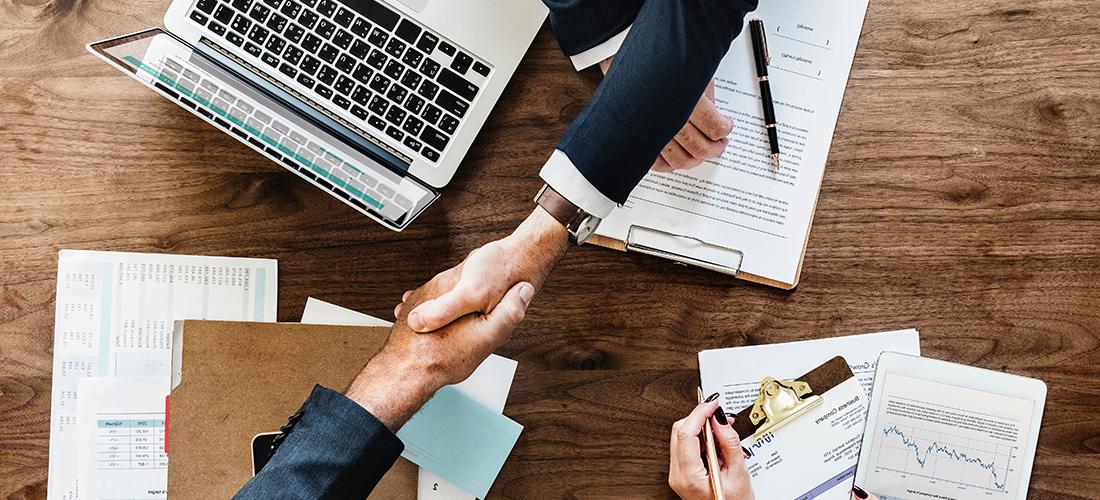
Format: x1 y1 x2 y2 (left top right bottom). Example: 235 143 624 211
167 320 416 499
729 356 855 440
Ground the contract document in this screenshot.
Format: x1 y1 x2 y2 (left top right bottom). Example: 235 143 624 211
595 0 870 286
47 250 277 500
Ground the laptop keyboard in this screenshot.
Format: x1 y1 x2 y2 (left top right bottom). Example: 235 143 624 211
187 0 491 164
124 52 432 223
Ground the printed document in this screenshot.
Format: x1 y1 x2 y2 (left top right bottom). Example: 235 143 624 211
596 0 870 285
48 250 277 500
76 377 169 500
300 298 519 500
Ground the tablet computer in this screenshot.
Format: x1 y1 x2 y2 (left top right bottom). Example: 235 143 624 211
854 352 1046 500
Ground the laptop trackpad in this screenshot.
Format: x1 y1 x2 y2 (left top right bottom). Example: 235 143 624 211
392 0 428 13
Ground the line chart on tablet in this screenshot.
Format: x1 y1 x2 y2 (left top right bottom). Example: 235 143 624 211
873 423 1018 493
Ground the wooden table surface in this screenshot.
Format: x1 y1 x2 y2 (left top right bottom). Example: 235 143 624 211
2 0 1098 498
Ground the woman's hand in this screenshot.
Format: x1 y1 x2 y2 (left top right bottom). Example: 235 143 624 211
851 485 879 499
668 397 755 500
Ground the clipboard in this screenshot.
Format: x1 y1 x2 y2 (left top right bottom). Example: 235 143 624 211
589 223 807 290
729 356 854 440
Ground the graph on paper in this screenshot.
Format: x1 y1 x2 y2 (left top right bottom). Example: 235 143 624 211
874 423 1016 492
861 373 1035 499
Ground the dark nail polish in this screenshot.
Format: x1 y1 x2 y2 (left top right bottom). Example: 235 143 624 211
852 485 868 499
742 446 751 459
713 406 728 426
705 392 720 403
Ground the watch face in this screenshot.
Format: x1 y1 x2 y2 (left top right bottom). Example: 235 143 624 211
573 216 602 244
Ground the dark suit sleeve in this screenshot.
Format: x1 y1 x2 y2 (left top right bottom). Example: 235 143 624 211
234 385 404 500
542 0 643 56
539 0 758 213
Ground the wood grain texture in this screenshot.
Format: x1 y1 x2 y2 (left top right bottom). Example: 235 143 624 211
1 0 1098 498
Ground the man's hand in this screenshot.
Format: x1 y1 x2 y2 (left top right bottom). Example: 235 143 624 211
345 279 534 431
399 207 570 333
600 56 733 172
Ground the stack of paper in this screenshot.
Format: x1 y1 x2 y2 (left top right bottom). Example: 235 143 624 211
48 250 278 500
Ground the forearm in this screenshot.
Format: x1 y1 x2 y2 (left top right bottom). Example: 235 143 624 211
502 207 570 291
346 351 443 431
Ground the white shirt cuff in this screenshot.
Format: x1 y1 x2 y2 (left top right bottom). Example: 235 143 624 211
539 150 617 219
568 26 631 71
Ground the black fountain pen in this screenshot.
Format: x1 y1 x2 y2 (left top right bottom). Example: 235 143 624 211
748 19 781 168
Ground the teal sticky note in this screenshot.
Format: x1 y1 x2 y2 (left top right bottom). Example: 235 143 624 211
396 385 523 498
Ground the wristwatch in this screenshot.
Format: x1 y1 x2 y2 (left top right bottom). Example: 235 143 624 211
534 184 602 245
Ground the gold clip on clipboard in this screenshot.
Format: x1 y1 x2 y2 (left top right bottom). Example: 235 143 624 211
730 357 854 440
624 225 744 276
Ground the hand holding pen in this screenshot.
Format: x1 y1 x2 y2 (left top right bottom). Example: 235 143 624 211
668 393 756 500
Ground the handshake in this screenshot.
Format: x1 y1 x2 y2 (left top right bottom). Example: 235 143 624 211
345 208 570 430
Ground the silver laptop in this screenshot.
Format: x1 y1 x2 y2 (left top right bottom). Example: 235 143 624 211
89 0 547 230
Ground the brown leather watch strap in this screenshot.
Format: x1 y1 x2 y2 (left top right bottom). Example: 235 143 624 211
534 185 586 229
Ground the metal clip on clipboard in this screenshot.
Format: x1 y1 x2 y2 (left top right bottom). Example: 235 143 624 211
748 376 824 439
624 225 744 276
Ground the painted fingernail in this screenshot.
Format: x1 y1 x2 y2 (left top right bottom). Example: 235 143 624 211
852 485 868 499
714 406 728 426
742 446 751 459
518 282 534 305
704 392 720 403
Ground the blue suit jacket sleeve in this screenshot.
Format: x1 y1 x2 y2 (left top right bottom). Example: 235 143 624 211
542 0 643 56
234 385 404 500
555 0 757 204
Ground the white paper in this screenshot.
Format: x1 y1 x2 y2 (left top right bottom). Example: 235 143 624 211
596 0 870 285
699 329 920 415
48 250 278 500
741 377 867 499
299 298 518 500
76 377 170 500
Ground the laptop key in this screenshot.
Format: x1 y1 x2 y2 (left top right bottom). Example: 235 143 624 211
421 147 439 162
213 5 234 23
352 64 373 84
231 0 250 13
368 74 390 93
284 45 304 64
350 105 369 120
385 106 406 126
385 126 405 141
285 25 305 42
351 18 372 37
368 28 388 48
332 95 351 109
450 52 472 74
400 71 421 92
264 36 285 55
315 85 333 99
368 95 388 115
421 103 441 125
335 54 356 73
366 48 386 69
316 19 336 38
230 14 252 34
261 0 279 7
378 184 395 198
402 115 423 136
384 38 405 58
278 63 298 78
210 22 227 35
435 89 468 118
386 84 407 104
333 29 353 49
472 61 490 77
401 48 422 68
367 115 386 130
317 43 339 63
420 58 440 78
190 11 209 25
351 85 371 105
279 1 300 17
247 25 269 45
346 40 370 59
318 65 338 85
261 52 280 67
297 73 315 88
299 10 318 28
420 125 449 151
416 32 438 53
417 80 438 100
437 67 478 101
333 7 354 27
334 75 355 95
352 0 399 31
394 19 421 43
301 33 322 53
404 94 425 114
383 60 403 79
196 0 217 13
316 0 336 16
439 114 459 134
247 4 270 23
438 41 455 56
227 32 245 46
300 55 321 75
266 13 287 32
244 42 262 57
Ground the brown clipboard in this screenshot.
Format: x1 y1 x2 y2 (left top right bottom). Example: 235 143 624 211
729 356 855 440
167 320 416 499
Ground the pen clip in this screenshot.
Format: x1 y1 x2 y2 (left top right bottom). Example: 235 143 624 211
759 22 771 66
